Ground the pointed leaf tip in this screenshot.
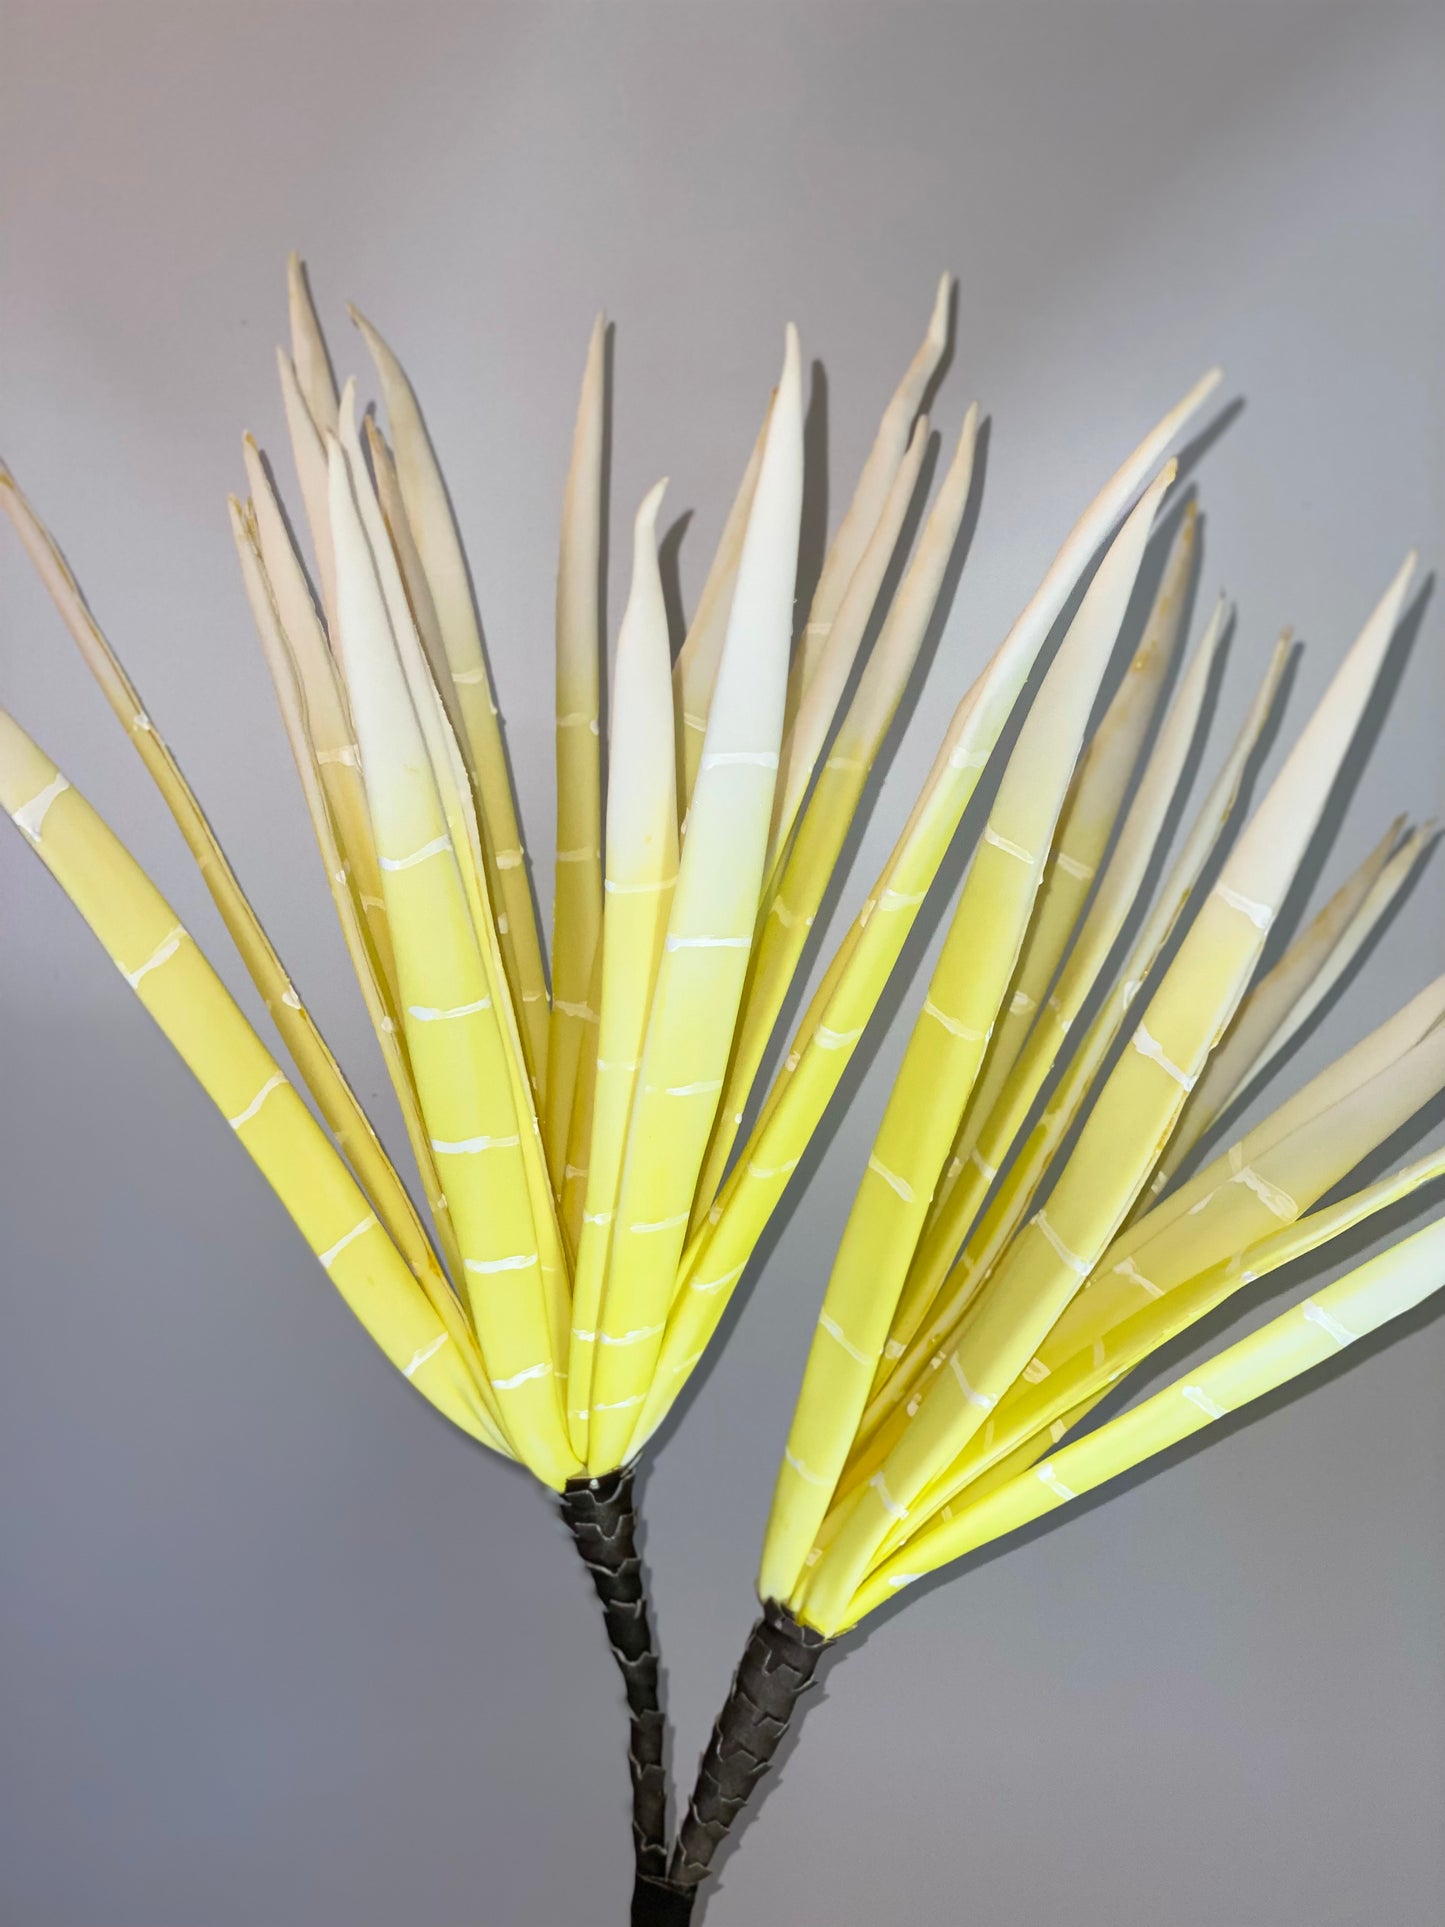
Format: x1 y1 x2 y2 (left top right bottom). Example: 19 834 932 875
636 478 669 541
928 274 952 346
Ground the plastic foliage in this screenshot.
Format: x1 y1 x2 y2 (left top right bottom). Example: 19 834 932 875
6 255 1431 1924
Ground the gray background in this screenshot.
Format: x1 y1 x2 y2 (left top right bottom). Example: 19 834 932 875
2 3 1443 1923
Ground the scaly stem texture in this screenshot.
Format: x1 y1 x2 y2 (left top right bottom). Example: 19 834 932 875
669 1600 833 1900
559 1468 669 1883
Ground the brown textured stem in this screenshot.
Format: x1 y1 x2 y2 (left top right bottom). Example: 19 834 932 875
559 1467 669 1886
669 1599 834 1893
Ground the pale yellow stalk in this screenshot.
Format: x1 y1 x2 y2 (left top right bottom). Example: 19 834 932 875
769 411 933 870
566 481 677 1461
546 315 608 1190
276 347 339 637
286 251 340 437
350 305 551 1085
241 433 398 1002
586 327 805 1472
790 274 952 700
672 399 773 811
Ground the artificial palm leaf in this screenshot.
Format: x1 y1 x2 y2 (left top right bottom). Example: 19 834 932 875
4 257 1247 1924
663 518 1440 1916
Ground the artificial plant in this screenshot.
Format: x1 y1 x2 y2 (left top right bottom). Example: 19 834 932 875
2 258 1213 1919
652 489 1441 1916
8 251 1425 1925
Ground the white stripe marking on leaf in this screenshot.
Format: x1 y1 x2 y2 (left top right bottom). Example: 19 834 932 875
491 1361 552 1391
629 1212 691 1235
1233 1164 1299 1221
402 1333 450 1379
870 1471 909 1521
599 1324 664 1347
784 1450 833 1487
984 826 1033 864
747 1156 800 1180
1036 1462 1077 1501
228 1073 286 1129
1034 1210 1091 1275
868 1156 915 1202
430 1133 521 1155
1302 1299 1358 1347
1113 1255 1163 1298
1216 882 1275 930
692 1263 746 1294
819 1312 871 1365
380 834 451 872
12 773 70 840
923 1001 986 1041
318 1214 379 1269
700 750 778 771
1132 1022 1197 1090
1181 1383 1228 1420
123 926 187 988
949 1354 996 1409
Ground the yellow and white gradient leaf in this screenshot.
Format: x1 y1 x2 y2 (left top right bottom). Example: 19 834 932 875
693 406 980 1224
275 346 340 639
1150 816 1430 1194
893 591 1229 1366
326 436 577 1483
228 495 472 1303
759 461 1177 1605
639 371 1222 1446
795 556 1415 1625
873 623 1290 1429
0 460 436 1293
768 412 933 868
0 710 504 1453
567 481 678 1460
791 274 951 699
845 1212 1445 1631
586 327 805 1471
941 500 1196 1190
350 305 551 1084
672 399 773 812
286 252 340 438
547 314 607 1188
